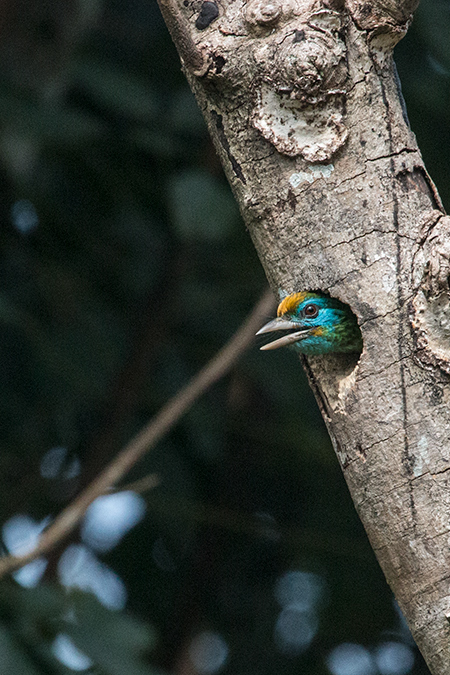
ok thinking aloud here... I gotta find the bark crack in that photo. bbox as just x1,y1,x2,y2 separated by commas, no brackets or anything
359,295,414,326
356,353,410,383
365,147,417,163
375,59,417,524
322,228,416,252
334,169,367,188
328,256,396,289
411,465,450,483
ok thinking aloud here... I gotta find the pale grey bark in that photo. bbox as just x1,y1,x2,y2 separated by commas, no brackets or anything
157,0,450,671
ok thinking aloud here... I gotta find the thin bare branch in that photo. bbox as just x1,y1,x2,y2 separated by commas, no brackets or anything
118,473,160,495
0,289,275,579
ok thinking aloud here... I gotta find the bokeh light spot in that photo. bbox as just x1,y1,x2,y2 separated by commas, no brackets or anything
58,544,127,610
374,642,415,675
12,558,47,588
2,514,49,555
52,633,93,671
81,491,146,553
274,607,318,655
274,570,326,611
326,643,377,675
40,446,80,480
10,199,39,234
189,631,229,674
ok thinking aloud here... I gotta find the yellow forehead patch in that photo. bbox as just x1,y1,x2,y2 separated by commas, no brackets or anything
277,292,307,317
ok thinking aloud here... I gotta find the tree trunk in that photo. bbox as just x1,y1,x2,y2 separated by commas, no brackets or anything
157,0,450,671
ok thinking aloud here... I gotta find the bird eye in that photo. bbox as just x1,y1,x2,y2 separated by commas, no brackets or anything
304,303,319,318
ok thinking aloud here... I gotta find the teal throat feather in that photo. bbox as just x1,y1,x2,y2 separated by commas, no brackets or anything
256,292,362,355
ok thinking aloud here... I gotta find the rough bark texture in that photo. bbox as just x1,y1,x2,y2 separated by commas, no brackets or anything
157,0,450,671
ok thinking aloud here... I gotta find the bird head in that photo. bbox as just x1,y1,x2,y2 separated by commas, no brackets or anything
256,292,362,355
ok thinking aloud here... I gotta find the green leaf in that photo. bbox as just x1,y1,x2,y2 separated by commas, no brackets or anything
0,625,41,675
65,593,159,675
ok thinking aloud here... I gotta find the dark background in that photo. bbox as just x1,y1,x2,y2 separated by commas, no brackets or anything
0,1,447,673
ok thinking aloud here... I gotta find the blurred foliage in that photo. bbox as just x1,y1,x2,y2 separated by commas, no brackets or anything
0,0,445,673
0,582,159,674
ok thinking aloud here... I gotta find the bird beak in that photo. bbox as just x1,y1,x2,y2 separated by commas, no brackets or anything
256,318,310,351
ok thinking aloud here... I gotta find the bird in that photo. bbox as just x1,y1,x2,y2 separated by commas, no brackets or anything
256,291,362,355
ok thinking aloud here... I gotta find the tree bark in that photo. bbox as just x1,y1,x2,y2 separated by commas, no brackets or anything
157,0,450,671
